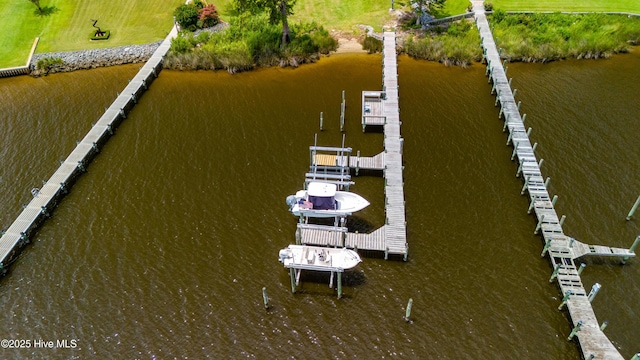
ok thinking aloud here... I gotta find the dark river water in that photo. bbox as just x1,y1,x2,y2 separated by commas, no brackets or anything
0,50,638,359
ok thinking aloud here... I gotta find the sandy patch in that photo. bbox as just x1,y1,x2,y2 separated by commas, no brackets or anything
335,37,366,54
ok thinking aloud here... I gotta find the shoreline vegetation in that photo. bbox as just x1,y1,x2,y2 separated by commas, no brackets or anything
399,9,640,67
164,13,337,73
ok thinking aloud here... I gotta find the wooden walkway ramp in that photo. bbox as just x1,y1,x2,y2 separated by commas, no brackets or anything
472,1,629,359
380,31,408,258
0,26,179,274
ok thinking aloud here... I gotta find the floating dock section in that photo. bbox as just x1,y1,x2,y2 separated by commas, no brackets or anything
472,1,634,358
0,27,179,275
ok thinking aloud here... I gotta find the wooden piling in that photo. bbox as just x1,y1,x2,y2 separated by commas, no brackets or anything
289,268,296,293
405,298,413,322
567,320,582,340
337,272,342,299
626,194,640,220
262,287,269,309
623,235,640,264
558,290,572,310
320,112,324,131
587,283,601,303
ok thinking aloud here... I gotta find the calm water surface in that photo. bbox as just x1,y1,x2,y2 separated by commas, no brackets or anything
0,51,638,358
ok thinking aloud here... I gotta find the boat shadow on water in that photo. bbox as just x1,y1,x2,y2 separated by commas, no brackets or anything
284,269,367,298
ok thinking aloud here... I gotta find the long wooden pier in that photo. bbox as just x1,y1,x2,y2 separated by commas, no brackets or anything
0,26,179,275
472,1,633,358
298,31,408,259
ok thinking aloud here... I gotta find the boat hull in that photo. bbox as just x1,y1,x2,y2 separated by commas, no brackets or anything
278,245,362,272
288,190,370,218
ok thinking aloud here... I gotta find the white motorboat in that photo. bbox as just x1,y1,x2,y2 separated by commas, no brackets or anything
278,244,362,272
286,182,370,218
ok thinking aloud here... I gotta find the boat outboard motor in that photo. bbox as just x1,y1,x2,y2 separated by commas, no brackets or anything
279,249,292,263
286,195,297,209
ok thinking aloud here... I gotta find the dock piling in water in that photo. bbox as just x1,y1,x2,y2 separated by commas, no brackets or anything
404,298,413,322
567,320,582,341
262,287,269,309
626,194,640,220
578,263,586,275
623,235,640,264
587,283,601,303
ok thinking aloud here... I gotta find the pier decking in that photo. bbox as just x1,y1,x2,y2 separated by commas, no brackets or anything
0,27,179,273
297,31,407,259
472,1,631,359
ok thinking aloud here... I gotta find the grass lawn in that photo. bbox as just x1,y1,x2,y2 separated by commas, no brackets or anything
212,0,394,32
0,0,183,68
490,0,640,13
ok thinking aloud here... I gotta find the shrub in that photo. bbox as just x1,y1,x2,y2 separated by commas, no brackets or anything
36,57,63,73
174,4,199,30
484,3,493,11
198,5,219,28
362,36,383,54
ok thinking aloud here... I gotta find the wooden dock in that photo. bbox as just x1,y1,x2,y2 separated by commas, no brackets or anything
472,1,629,358
0,26,179,275
297,31,408,260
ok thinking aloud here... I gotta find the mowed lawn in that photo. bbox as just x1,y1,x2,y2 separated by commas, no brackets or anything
211,0,394,32
0,0,183,68
491,0,640,13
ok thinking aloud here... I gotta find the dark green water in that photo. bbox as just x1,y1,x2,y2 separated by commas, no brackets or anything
0,51,638,358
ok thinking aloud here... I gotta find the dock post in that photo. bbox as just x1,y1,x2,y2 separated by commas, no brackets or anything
262,287,269,309
544,177,551,188
533,214,544,235
508,77,512,87
516,159,524,177
527,195,538,214
494,89,501,106
623,235,640,264
578,263,586,275
511,141,519,161
521,175,530,195
559,215,566,227
522,114,527,123
384,247,389,260
356,150,360,176
567,320,582,341
534,214,545,234
552,195,558,206
506,131,513,146
549,264,560,282
289,268,296,293
538,159,544,170
513,89,517,98
569,237,575,248
337,272,342,299
404,298,413,322
320,112,323,131
340,102,345,132
558,290,572,310
600,321,608,331
517,101,521,111
503,114,510,132
626,195,640,220
587,282,601,302
531,142,538,155
526,127,532,137
541,238,551,257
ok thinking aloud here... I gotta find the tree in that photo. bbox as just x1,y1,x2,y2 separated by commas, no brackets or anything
233,0,296,46
28,0,43,15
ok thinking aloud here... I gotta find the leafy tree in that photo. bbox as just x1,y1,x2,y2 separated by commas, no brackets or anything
28,0,43,15
233,0,296,46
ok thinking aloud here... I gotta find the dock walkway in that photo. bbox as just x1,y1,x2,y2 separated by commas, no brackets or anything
0,26,179,273
298,31,408,259
472,1,629,358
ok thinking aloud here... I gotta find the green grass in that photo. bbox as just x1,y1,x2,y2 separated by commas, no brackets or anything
440,0,472,17
212,0,394,33
0,0,183,68
490,0,640,13
491,11,640,61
